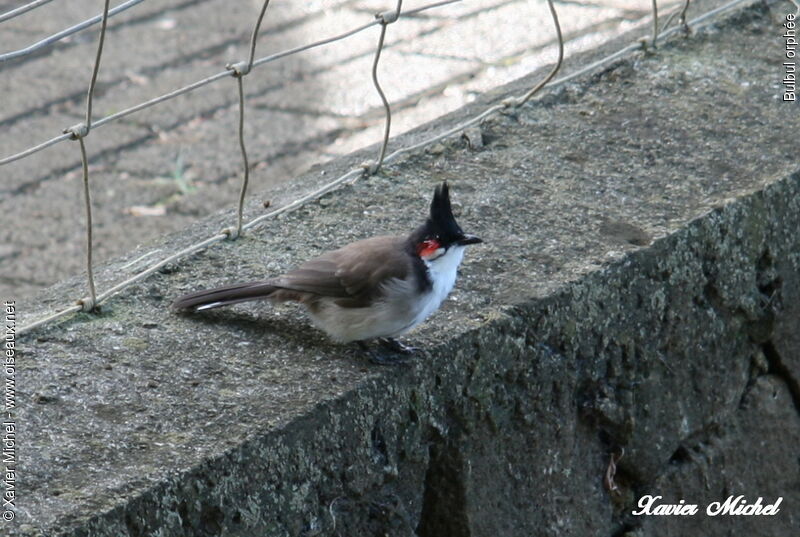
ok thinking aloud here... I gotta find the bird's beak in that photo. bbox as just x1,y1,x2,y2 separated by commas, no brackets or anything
456,234,483,246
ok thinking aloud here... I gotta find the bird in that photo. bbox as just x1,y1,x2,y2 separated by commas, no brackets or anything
173,181,482,362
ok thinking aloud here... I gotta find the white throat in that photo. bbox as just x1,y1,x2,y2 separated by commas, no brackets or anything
414,245,466,323
425,245,465,287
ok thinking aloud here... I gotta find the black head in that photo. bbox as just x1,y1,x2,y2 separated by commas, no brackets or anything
409,181,482,259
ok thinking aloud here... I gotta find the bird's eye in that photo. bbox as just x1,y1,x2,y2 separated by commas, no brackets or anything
417,239,441,258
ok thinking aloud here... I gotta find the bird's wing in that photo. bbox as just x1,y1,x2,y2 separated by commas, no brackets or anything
273,235,413,307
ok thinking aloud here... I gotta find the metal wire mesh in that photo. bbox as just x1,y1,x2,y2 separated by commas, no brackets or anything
0,0,58,24
0,0,145,62
3,0,759,335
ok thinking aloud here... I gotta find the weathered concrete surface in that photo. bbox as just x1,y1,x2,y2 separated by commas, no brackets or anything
635,376,800,536
12,1,800,536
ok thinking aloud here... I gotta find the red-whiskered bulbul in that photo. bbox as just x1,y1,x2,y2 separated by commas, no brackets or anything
173,181,482,361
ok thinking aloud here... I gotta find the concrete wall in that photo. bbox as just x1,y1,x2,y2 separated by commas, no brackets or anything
12,2,800,536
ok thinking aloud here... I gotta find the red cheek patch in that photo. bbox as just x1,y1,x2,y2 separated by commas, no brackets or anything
417,239,441,258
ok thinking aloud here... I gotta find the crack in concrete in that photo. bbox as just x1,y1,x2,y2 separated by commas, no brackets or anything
762,341,800,415
416,441,470,537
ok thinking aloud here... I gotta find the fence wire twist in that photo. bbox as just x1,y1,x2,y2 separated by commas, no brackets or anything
7,0,757,335
226,0,272,239
62,0,112,313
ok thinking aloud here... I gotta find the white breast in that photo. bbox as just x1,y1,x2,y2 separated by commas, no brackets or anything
411,245,465,327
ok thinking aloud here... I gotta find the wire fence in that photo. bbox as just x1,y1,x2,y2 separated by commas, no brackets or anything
4,0,758,335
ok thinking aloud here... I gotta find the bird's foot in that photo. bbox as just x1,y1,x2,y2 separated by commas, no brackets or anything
379,337,419,354
357,340,412,366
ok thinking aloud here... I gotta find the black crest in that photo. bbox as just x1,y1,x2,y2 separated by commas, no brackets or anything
428,181,464,241
407,181,481,257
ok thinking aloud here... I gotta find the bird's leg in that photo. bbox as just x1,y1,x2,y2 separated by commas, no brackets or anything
379,337,419,354
357,340,410,366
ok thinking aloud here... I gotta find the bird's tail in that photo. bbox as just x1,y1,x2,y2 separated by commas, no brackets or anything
172,281,279,311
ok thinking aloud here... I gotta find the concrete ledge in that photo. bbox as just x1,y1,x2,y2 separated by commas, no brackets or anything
15,2,800,535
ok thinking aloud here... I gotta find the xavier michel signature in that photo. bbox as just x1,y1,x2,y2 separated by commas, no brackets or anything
632,495,783,517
